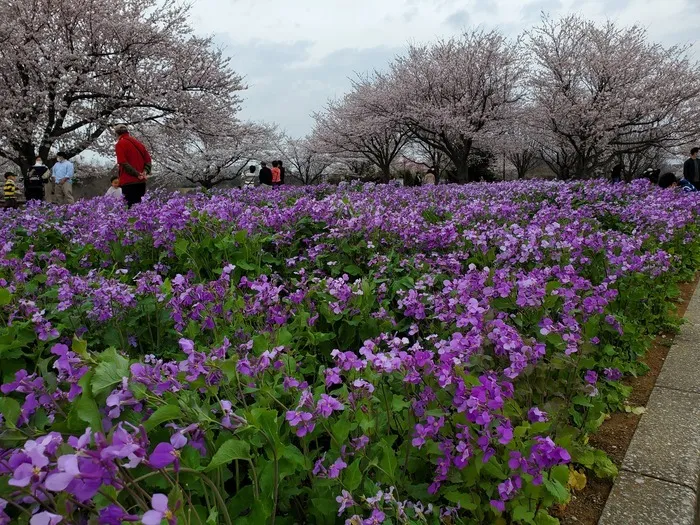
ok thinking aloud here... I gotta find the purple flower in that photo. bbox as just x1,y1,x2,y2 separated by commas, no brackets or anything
585,370,598,384
30,513,63,525
528,407,549,423
604,367,622,381
316,394,344,418
490,499,505,513
328,458,347,479
285,410,315,437
149,438,184,470
363,509,386,525
98,505,139,525
336,489,355,515
496,421,514,445
142,494,176,525
45,454,80,491
351,435,369,450
0,499,9,525
101,423,146,468
219,400,247,430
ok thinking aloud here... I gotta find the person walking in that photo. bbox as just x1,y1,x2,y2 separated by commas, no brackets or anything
25,157,50,201
683,148,700,186
48,152,75,205
114,124,151,208
259,162,272,186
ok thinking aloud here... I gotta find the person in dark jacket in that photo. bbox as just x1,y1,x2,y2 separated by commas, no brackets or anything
641,168,660,184
611,163,623,183
683,147,700,186
259,162,272,186
25,157,50,201
659,172,696,192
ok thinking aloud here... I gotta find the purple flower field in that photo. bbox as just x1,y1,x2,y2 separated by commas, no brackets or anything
0,180,698,525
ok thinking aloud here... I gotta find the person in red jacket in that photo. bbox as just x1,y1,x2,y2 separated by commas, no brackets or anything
114,124,152,208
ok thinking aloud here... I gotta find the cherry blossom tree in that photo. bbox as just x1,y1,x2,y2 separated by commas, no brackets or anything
277,137,333,185
145,122,278,189
527,15,700,179
502,115,541,179
402,140,451,183
370,30,526,182
0,0,244,175
312,82,409,182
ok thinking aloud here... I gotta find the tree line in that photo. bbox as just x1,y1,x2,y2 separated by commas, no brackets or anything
1,1,697,186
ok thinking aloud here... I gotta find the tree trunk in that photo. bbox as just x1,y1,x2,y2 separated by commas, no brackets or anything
379,165,392,184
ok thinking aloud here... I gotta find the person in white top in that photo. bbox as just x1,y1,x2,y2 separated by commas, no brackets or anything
105,176,123,199
423,167,437,185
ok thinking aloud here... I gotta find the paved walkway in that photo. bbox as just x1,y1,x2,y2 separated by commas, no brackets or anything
599,285,700,524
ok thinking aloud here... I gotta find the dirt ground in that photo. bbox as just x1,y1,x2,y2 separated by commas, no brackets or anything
555,276,699,525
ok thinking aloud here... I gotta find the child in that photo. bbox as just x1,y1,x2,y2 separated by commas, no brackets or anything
105,176,123,199
4,172,17,208
271,161,281,186
659,172,696,192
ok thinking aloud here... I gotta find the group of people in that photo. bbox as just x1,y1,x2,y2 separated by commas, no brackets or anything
250,160,286,186
3,124,152,209
612,147,700,193
3,153,76,208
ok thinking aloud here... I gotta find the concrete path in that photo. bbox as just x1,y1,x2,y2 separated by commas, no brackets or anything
599,286,700,525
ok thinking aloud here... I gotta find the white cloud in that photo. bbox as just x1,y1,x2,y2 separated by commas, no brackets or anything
192,0,699,134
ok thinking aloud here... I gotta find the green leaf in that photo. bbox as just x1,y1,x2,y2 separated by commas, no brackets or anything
0,397,20,427
378,440,398,483
92,348,129,395
444,491,478,511
282,445,308,469
391,395,410,412
344,459,363,491
0,288,11,306
277,328,293,347
234,230,248,244
343,264,362,276
174,238,189,256
206,439,251,471
543,476,569,503
72,336,88,359
73,393,102,431
250,408,280,446
512,505,535,523
310,497,337,523
331,418,353,444
534,511,560,525
144,404,182,432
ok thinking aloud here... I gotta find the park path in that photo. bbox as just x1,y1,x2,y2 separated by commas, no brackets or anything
599,285,700,524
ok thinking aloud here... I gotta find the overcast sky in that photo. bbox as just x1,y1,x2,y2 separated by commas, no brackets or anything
189,0,700,137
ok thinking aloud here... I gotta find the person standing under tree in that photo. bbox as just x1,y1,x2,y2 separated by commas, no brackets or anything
4,172,18,208
259,162,272,186
271,161,281,186
423,167,436,185
25,157,50,201
611,163,623,183
48,152,75,205
114,124,151,208
278,160,286,185
683,147,700,186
